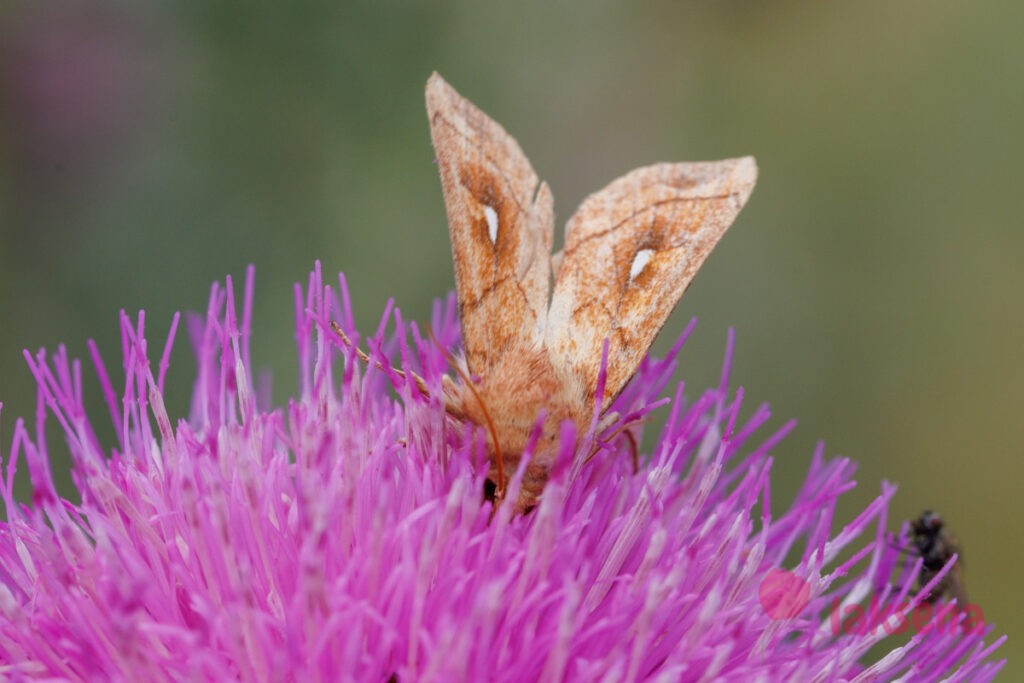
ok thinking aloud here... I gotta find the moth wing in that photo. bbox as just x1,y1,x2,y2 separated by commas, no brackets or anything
426,73,553,376
546,158,757,399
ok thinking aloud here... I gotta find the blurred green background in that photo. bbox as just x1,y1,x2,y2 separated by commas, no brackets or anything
1,0,1020,674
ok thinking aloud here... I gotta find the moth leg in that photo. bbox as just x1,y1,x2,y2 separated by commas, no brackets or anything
596,410,621,433
622,430,639,474
586,411,641,473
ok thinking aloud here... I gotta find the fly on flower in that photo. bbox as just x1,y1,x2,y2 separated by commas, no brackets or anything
909,510,969,605
336,73,756,512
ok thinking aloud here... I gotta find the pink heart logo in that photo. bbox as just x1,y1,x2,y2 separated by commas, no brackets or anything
759,568,810,620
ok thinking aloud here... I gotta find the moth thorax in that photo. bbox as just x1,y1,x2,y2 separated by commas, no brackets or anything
459,345,587,483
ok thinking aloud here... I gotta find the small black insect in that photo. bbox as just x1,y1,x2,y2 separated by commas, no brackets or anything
909,510,967,605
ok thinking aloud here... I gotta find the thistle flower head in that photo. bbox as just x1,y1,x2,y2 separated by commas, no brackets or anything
0,265,1005,680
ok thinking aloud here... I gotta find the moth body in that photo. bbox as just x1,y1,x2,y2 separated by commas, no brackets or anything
447,342,590,510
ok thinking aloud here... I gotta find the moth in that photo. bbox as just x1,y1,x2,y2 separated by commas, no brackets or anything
336,73,757,513
424,72,759,513
909,510,968,605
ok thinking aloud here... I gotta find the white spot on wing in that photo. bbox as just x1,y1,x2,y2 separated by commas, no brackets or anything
483,205,499,244
629,248,655,282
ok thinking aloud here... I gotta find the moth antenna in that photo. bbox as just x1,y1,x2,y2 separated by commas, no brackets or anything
425,324,506,497
329,320,430,398
330,320,372,364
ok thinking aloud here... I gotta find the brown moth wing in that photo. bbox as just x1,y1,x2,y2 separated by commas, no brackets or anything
546,158,757,400
426,73,554,376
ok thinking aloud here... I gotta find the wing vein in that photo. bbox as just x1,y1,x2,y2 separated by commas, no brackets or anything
563,191,739,255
